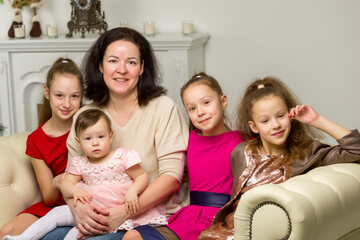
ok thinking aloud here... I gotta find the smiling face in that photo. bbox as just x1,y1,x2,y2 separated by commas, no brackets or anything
100,40,144,100
248,94,291,155
76,117,113,163
45,73,82,122
182,83,228,136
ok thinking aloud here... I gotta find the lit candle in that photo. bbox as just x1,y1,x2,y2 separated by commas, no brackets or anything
47,24,58,38
182,20,194,35
14,25,25,39
144,21,155,36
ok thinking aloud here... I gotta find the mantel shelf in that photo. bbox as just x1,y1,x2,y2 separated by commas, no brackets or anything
0,32,210,136
0,32,210,52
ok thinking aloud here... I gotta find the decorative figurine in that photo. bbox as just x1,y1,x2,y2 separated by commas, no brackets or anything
66,0,107,38
7,0,43,38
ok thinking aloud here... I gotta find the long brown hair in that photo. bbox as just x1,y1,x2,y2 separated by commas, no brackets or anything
82,27,166,107
38,57,84,126
237,76,316,163
180,72,231,132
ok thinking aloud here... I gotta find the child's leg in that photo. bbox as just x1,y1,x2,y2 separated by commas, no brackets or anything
63,226,80,240
0,213,39,238
2,205,75,240
123,230,144,240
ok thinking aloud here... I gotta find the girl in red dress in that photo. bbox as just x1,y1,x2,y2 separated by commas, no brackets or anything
0,57,84,238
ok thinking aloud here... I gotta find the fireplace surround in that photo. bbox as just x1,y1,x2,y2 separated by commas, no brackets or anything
0,32,209,136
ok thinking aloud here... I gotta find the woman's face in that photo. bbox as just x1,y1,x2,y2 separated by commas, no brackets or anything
100,40,144,99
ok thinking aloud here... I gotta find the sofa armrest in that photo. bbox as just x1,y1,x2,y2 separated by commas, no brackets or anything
0,131,42,228
234,163,360,240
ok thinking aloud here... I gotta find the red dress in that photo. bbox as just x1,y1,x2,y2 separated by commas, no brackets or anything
20,125,68,217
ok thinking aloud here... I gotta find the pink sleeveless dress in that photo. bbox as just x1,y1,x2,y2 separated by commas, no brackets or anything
167,130,245,240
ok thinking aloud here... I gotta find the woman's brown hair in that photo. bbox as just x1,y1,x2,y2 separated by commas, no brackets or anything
82,27,166,107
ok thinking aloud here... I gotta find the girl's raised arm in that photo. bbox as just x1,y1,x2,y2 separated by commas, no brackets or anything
289,104,351,140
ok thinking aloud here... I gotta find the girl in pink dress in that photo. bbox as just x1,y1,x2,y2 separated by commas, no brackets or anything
123,72,246,240
197,77,360,240
4,109,167,240
0,57,83,239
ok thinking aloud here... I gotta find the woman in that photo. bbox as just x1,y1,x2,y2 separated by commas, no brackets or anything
43,27,189,239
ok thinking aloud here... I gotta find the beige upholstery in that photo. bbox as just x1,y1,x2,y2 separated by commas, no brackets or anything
0,132,42,228
234,163,360,240
2,132,360,240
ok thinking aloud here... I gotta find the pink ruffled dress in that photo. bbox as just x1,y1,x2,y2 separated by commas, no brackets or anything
67,148,167,230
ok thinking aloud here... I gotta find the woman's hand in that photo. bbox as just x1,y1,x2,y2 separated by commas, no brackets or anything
107,204,130,232
75,204,129,239
70,201,110,237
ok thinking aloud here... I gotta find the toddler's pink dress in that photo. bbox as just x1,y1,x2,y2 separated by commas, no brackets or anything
67,148,167,230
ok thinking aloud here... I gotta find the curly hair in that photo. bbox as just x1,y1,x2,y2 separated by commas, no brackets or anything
236,76,317,163
82,27,166,107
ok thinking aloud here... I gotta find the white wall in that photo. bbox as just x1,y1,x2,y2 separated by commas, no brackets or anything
1,0,359,144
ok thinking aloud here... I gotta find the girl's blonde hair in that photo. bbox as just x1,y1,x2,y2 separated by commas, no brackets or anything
180,72,231,132
237,76,317,163
38,57,84,126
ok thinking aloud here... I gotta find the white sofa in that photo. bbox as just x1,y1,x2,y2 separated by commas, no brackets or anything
234,163,360,240
1,132,360,239
0,131,42,228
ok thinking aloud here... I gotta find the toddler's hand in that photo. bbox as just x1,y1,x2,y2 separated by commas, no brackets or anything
124,189,139,214
74,189,92,207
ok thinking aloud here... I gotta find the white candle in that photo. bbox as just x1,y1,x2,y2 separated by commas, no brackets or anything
120,22,132,28
144,21,155,36
47,24,58,38
182,21,194,35
14,25,25,39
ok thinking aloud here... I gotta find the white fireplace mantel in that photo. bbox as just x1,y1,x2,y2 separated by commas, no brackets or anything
0,33,210,136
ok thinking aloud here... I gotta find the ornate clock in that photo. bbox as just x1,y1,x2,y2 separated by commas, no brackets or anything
66,0,108,38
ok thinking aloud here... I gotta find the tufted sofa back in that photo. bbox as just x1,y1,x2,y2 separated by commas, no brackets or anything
234,163,360,240
0,131,42,228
